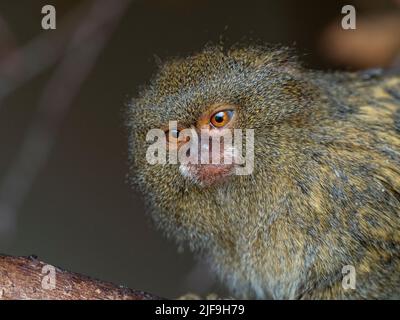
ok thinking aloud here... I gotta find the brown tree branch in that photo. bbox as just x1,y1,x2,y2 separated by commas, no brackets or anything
0,254,161,300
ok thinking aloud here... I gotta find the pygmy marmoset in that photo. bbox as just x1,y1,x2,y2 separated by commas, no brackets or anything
126,46,400,299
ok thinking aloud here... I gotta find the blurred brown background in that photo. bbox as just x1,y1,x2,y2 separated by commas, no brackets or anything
0,0,399,298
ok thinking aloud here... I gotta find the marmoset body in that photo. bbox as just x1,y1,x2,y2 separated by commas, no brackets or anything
127,46,400,299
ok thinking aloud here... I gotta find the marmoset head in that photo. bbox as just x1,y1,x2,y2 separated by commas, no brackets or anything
126,45,318,248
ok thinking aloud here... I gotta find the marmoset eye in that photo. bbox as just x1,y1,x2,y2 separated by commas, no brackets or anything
210,110,234,128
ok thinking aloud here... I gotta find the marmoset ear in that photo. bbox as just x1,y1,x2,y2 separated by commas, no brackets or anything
228,45,319,98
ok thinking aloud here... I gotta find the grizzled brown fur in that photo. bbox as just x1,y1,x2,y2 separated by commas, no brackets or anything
126,46,400,299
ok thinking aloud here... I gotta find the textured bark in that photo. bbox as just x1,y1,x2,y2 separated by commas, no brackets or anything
0,254,161,300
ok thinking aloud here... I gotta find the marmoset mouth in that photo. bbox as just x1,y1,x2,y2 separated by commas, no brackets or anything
179,163,236,186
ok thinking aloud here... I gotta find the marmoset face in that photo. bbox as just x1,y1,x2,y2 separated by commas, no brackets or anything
144,103,255,186
127,46,312,191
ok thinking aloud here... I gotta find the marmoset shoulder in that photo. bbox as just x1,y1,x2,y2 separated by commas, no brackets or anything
126,45,400,299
